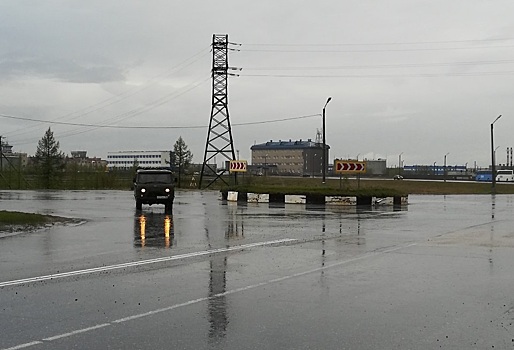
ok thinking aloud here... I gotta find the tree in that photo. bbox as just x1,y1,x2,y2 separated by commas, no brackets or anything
173,136,193,187
35,127,65,188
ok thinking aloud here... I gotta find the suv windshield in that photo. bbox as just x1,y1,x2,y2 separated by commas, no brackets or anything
137,173,173,184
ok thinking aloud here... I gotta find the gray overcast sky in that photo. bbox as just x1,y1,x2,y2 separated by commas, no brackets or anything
1,0,514,168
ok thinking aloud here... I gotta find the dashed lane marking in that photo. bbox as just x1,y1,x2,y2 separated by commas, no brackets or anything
0,238,297,288
1,242,416,350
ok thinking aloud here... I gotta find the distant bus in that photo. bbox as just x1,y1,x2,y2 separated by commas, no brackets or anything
496,169,514,182
475,170,492,182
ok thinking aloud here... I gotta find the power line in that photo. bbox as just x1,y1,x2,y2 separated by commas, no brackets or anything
242,37,514,47
0,113,204,130
59,47,210,122
244,59,514,71
241,44,514,53
241,71,514,78
4,47,211,138
4,75,211,144
1,113,320,132
233,114,320,126
54,76,211,139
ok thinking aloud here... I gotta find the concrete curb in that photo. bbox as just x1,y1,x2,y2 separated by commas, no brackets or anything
221,191,408,206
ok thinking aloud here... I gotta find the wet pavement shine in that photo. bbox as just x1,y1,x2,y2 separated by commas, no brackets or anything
1,190,514,349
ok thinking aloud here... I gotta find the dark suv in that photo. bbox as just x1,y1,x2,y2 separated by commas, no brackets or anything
133,169,175,213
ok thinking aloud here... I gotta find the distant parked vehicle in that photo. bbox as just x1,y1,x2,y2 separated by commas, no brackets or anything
496,169,514,182
393,175,404,180
475,170,492,182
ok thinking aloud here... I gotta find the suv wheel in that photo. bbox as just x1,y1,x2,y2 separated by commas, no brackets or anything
136,199,142,210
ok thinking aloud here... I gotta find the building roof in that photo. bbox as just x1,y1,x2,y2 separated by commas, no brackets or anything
251,139,330,150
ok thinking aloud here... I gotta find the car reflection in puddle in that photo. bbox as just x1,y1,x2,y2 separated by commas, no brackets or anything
134,212,175,248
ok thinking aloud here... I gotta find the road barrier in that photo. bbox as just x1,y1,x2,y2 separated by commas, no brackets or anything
221,191,407,206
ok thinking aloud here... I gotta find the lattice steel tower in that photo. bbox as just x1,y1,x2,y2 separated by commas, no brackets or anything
199,34,237,188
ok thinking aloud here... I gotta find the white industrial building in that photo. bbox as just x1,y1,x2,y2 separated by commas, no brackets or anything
107,150,172,170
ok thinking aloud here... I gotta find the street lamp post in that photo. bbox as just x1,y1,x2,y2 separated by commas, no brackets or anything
322,97,332,184
491,115,502,193
444,152,449,182
398,152,403,176
0,135,3,173
494,145,500,174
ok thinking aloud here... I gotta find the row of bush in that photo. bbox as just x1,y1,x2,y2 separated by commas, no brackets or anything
0,169,132,190
0,169,209,190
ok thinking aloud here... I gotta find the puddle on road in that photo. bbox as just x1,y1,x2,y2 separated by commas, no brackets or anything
429,224,514,248
134,212,174,248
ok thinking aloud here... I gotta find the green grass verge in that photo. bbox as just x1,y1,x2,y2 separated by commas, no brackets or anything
224,176,514,195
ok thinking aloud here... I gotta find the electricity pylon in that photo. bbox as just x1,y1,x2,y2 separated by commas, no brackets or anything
199,34,240,189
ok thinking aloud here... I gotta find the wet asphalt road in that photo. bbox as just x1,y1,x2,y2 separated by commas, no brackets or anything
1,190,514,349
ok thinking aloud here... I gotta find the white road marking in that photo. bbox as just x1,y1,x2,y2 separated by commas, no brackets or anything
42,324,111,341
0,238,297,288
0,242,416,350
3,342,43,350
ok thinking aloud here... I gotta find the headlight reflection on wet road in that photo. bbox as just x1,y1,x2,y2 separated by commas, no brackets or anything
137,214,173,248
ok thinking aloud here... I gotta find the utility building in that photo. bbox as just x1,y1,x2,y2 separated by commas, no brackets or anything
250,139,329,176
68,151,106,169
0,141,28,170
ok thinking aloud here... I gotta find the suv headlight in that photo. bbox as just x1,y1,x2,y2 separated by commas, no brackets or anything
140,188,146,193
165,188,170,193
